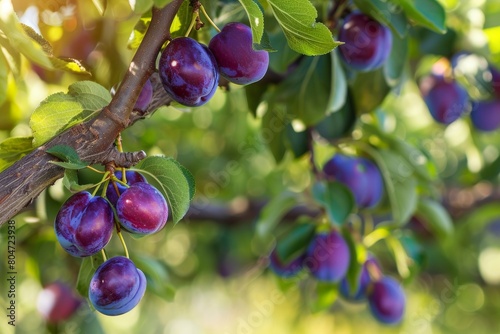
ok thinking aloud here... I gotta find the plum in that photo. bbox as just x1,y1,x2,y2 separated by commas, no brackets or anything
323,154,384,209
159,37,219,106
134,78,153,112
116,182,169,235
338,12,393,72
36,281,82,323
367,276,406,325
55,192,114,257
209,22,269,85
470,100,500,132
304,230,350,282
106,170,147,206
420,75,469,124
269,248,305,278
88,256,147,316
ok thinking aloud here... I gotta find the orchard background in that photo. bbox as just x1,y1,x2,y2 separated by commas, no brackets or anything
1,0,500,333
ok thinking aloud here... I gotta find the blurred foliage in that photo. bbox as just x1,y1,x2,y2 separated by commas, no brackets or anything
1,0,500,333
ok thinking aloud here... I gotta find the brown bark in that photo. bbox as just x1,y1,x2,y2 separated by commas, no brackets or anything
0,0,183,224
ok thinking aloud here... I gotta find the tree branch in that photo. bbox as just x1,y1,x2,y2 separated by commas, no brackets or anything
0,0,185,224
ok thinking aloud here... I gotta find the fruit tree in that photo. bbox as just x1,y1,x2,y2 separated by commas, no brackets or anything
1,0,500,333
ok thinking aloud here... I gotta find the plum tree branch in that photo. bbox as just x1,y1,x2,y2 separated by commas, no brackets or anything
0,0,185,225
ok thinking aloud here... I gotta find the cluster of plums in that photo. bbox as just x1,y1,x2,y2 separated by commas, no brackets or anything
54,170,168,315
269,229,406,325
419,54,500,130
270,153,405,324
158,22,269,107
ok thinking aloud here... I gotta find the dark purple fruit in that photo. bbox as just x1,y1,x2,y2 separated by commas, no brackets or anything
134,78,153,112
338,12,393,72
116,182,169,235
323,154,384,209
304,230,350,282
420,75,469,124
470,100,500,132
159,37,219,106
106,170,147,206
36,281,82,323
55,192,114,257
209,22,269,85
88,256,147,316
367,276,406,325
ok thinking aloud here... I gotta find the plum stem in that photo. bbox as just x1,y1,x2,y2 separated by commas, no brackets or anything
185,8,199,37
200,5,221,33
116,229,130,259
101,249,108,262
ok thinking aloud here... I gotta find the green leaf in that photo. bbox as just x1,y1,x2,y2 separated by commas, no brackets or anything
353,0,409,38
256,191,299,239
128,12,151,49
261,103,288,163
314,90,355,141
169,0,191,39
76,253,105,299
268,31,300,73
275,222,316,263
416,198,453,239
341,228,366,296
134,156,194,224
350,67,391,114
46,144,83,164
239,0,264,45
285,124,308,159
0,136,33,172
393,0,446,34
271,53,333,126
374,149,418,225
310,282,338,312
30,81,112,146
63,169,96,193
387,136,437,182
328,50,347,113
0,1,52,68
313,181,355,226
384,31,408,87
266,0,340,56
133,254,175,301
21,24,89,74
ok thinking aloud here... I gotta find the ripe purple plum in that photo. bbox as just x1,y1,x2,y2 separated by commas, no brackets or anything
340,256,380,302
116,182,169,235
367,276,406,325
338,12,393,72
159,37,219,106
36,282,82,323
304,230,350,282
106,170,147,206
134,78,153,112
269,248,305,278
55,192,114,257
323,154,384,209
470,100,500,132
88,256,147,316
420,75,469,124
209,22,269,85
